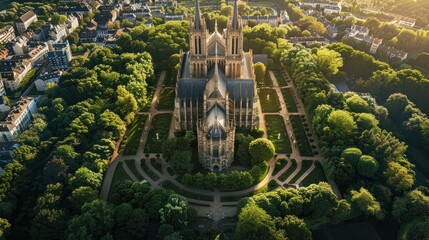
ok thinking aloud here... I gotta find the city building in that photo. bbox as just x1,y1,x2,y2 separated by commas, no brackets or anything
0,25,15,44
399,17,416,28
34,71,61,91
280,11,290,24
379,45,408,61
165,14,185,22
47,41,72,70
301,0,342,14
326,24,338,38
0,80,6,97
16,11,38,35
57,3,93,15
241,15,278,27
0,57,32,91
174,0,260,171
66,14,80,35
369,38,383,54
0,97,38,142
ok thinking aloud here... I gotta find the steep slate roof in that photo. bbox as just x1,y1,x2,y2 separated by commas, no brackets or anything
194,0,202,29
232,0,239,29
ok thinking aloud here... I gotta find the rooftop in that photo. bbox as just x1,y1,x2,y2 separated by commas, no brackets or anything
19,11,36,23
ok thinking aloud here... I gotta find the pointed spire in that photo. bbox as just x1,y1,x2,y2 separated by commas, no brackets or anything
214,19,218,32
232,0,239,30
194,0,202,30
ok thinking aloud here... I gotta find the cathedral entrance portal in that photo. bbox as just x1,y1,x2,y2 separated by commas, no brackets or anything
212,164,221,172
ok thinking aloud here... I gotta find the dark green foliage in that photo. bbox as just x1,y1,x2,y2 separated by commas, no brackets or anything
249,138,276,165
356,155,379,177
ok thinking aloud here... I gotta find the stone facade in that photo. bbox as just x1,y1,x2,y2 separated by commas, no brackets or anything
174,0,259,171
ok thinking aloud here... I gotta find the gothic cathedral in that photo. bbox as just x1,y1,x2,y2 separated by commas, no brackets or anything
174,0,260,171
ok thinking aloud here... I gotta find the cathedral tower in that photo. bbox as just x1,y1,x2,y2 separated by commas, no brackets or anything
189,0,208,78
225,0,243,78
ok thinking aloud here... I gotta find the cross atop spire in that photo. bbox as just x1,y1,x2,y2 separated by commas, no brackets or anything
232,0,239,30
194,0,202,30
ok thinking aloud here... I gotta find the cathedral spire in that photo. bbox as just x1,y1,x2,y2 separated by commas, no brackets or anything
194,0,202,30
232,0,239,30
214,19,218,32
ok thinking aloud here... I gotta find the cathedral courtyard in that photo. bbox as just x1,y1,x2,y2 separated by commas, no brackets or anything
100,64,331,222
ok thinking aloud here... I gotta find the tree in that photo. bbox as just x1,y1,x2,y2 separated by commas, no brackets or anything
66,200,114,239
51,13,67,25
327,110,356,134
170,151,193,175
277,215,311,240
68,186,99,211
313,48,343,76
13,145,38,163
43,157,69,185
0,218,10,239
253,62,266,84
392,187,429,223
68,167,103,190
341,148,362,166
364,18,381,33
384,161,414,193
356,113,379,130
249,138,275,165
30,208,68,240
385,93,409,122
236,133,255,166
346,95,370,113
396,29,417,51
53,145,81,172
356,155,379,177
235,204,284,240
159,194,188,228
351,187,384,220
99,109,126,139
115,85,138,125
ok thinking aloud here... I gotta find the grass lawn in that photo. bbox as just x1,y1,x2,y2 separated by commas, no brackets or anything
272,69,288,87
156,88,175,110
140,158,160,181
259,89,281,113
108,162,133,201
121,115,147,155
290,160,313,183
257,71,273,87
265,115,292,153
281,88,298,113
124,159,144,181
161,180,214,201
163,69,177,87
299,161,327,186
150,158,163,173
167,167,176,176
278,161,297,182
144,113,172,153
273,158,288,176
290,115,314,157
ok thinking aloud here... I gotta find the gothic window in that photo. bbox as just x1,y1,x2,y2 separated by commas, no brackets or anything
194,38,198,55
231,37,235,55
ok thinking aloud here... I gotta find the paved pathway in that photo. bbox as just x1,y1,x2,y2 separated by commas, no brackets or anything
100,67,341,220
